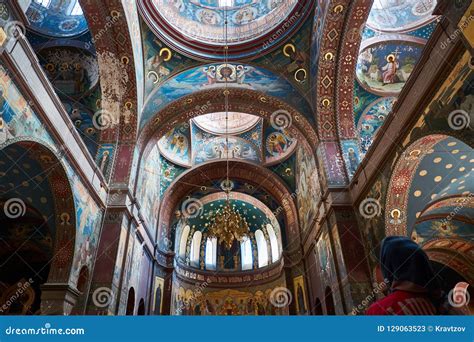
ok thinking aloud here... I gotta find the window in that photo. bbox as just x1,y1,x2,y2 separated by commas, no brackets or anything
34,0,51,7
178,225,190,259
70,2,83,16
255,230,268,268
190,231,202,267
241,238,253,270
218,0,233,7
266,224,280,263
205,237,217,270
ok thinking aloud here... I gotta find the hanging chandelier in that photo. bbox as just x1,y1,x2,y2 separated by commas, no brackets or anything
207,193,250,250
206,6,249,250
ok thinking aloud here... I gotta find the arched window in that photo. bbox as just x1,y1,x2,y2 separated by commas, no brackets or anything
126,287,135,315
178,225,190,259
205,237,217,270
190,231,202,267
325,286,336,315
266,224,279,263
241,238,253,270
255,230,268,268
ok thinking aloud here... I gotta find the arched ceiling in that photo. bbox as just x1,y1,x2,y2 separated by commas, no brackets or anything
386,135,474,238
180,192,280,235
138,0,313,60
354,0,438,160
141,63,314,132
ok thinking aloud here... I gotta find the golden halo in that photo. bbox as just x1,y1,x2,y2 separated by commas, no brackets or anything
386,54,396,62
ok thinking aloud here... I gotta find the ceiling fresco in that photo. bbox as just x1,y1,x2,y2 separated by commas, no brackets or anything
26,0,89,37
157,114,297,168
353,0,438,161
404,137,473,236
141,63,314,132
138,0,312,59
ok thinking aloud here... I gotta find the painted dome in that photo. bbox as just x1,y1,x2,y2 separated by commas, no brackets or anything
26,0,89,37
138,0,312,59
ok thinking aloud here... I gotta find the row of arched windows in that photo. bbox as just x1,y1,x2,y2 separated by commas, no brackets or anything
176,224,281,271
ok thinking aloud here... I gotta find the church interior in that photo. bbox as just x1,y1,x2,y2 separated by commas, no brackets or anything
0,0,472,316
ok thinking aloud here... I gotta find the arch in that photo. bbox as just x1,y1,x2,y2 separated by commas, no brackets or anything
385,134,472,236
314,298,323,315
137,299,146,315
324,286,335,315
255,230,269,268
190,231,202,267
422,238,474,284
137,88,319,161
126,287,136,315
0,140,76,286
157,160,300,267
178,225,190,259
76,266,89,293
79,0,140,185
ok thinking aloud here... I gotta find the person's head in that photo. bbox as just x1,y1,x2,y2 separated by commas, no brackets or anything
378,236,440,292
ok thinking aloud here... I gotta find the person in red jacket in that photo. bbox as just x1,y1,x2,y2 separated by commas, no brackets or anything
367,236,445,315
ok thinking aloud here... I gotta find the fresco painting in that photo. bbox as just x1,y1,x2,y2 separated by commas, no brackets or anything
158,123,191,167
296,145,321,233
356,41,424,96
153,277,165,315
341,140,360,179
264,125,297,165
0,62,103,287
357,97,396,157
136,145,161,235
141,63,313,130
172,279,289,316
191,122,261,164
293,275,308,315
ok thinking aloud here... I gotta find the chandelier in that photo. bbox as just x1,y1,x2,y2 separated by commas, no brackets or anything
207,193,250,250
206,8,249,250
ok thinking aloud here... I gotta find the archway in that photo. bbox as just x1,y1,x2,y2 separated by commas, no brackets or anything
313,298,323,315
126,287,136,315
324,287,335,315
0,140,77,314
157,160,301,259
